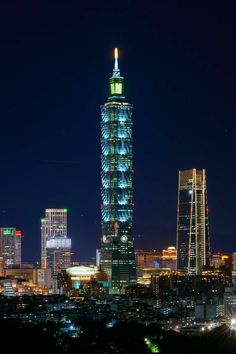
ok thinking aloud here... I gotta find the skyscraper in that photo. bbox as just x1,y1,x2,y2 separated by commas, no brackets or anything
100,48,136,294
176,169,210,274
0,228,22,268
41,209,71,273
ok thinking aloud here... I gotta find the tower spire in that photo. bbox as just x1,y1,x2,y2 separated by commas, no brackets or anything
112,47,120,77
114,48,119,70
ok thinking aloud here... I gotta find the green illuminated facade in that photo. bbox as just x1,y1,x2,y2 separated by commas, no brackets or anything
100,49,136,294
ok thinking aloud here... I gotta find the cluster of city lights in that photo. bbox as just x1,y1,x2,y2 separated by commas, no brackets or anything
230,318,236,331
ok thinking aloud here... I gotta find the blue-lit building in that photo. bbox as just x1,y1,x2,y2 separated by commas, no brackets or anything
100,49,136,294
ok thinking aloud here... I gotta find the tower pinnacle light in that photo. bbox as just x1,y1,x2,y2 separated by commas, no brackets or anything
114,47,119,70
112,47,121,79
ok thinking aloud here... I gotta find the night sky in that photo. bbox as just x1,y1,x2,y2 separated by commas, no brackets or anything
0,1,235,263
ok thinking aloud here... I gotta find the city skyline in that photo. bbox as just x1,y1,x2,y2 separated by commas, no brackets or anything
0,2,235,263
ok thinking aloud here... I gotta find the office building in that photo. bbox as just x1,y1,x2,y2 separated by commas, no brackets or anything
162,246,177,271
224,287,236,316
0,228,22,268
100,48,136,294
41,209,71,273
152,270,230,298
211,253,226,269
176,169,210,274
232,253,236,286
135,249,162,269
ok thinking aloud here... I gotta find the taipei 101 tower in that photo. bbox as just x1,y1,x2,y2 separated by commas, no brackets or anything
100,48,136,294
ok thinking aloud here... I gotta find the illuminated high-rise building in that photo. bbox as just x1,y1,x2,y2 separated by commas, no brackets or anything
100,48,136,294
0,228,22,268
41,209,71,273
176,169,210,274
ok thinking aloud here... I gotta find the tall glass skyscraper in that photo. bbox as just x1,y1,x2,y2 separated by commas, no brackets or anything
100,48,136,294
41,209,71,273
176,169,210,274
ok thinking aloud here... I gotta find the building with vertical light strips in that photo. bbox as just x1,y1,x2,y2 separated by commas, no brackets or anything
100,49,136,294
41,209,71,273
176,169,210,274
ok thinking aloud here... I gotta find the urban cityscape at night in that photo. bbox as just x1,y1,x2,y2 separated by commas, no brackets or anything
0,1,236,353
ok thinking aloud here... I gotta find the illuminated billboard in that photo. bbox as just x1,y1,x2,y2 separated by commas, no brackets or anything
2,228,15,236
46,237,71,249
